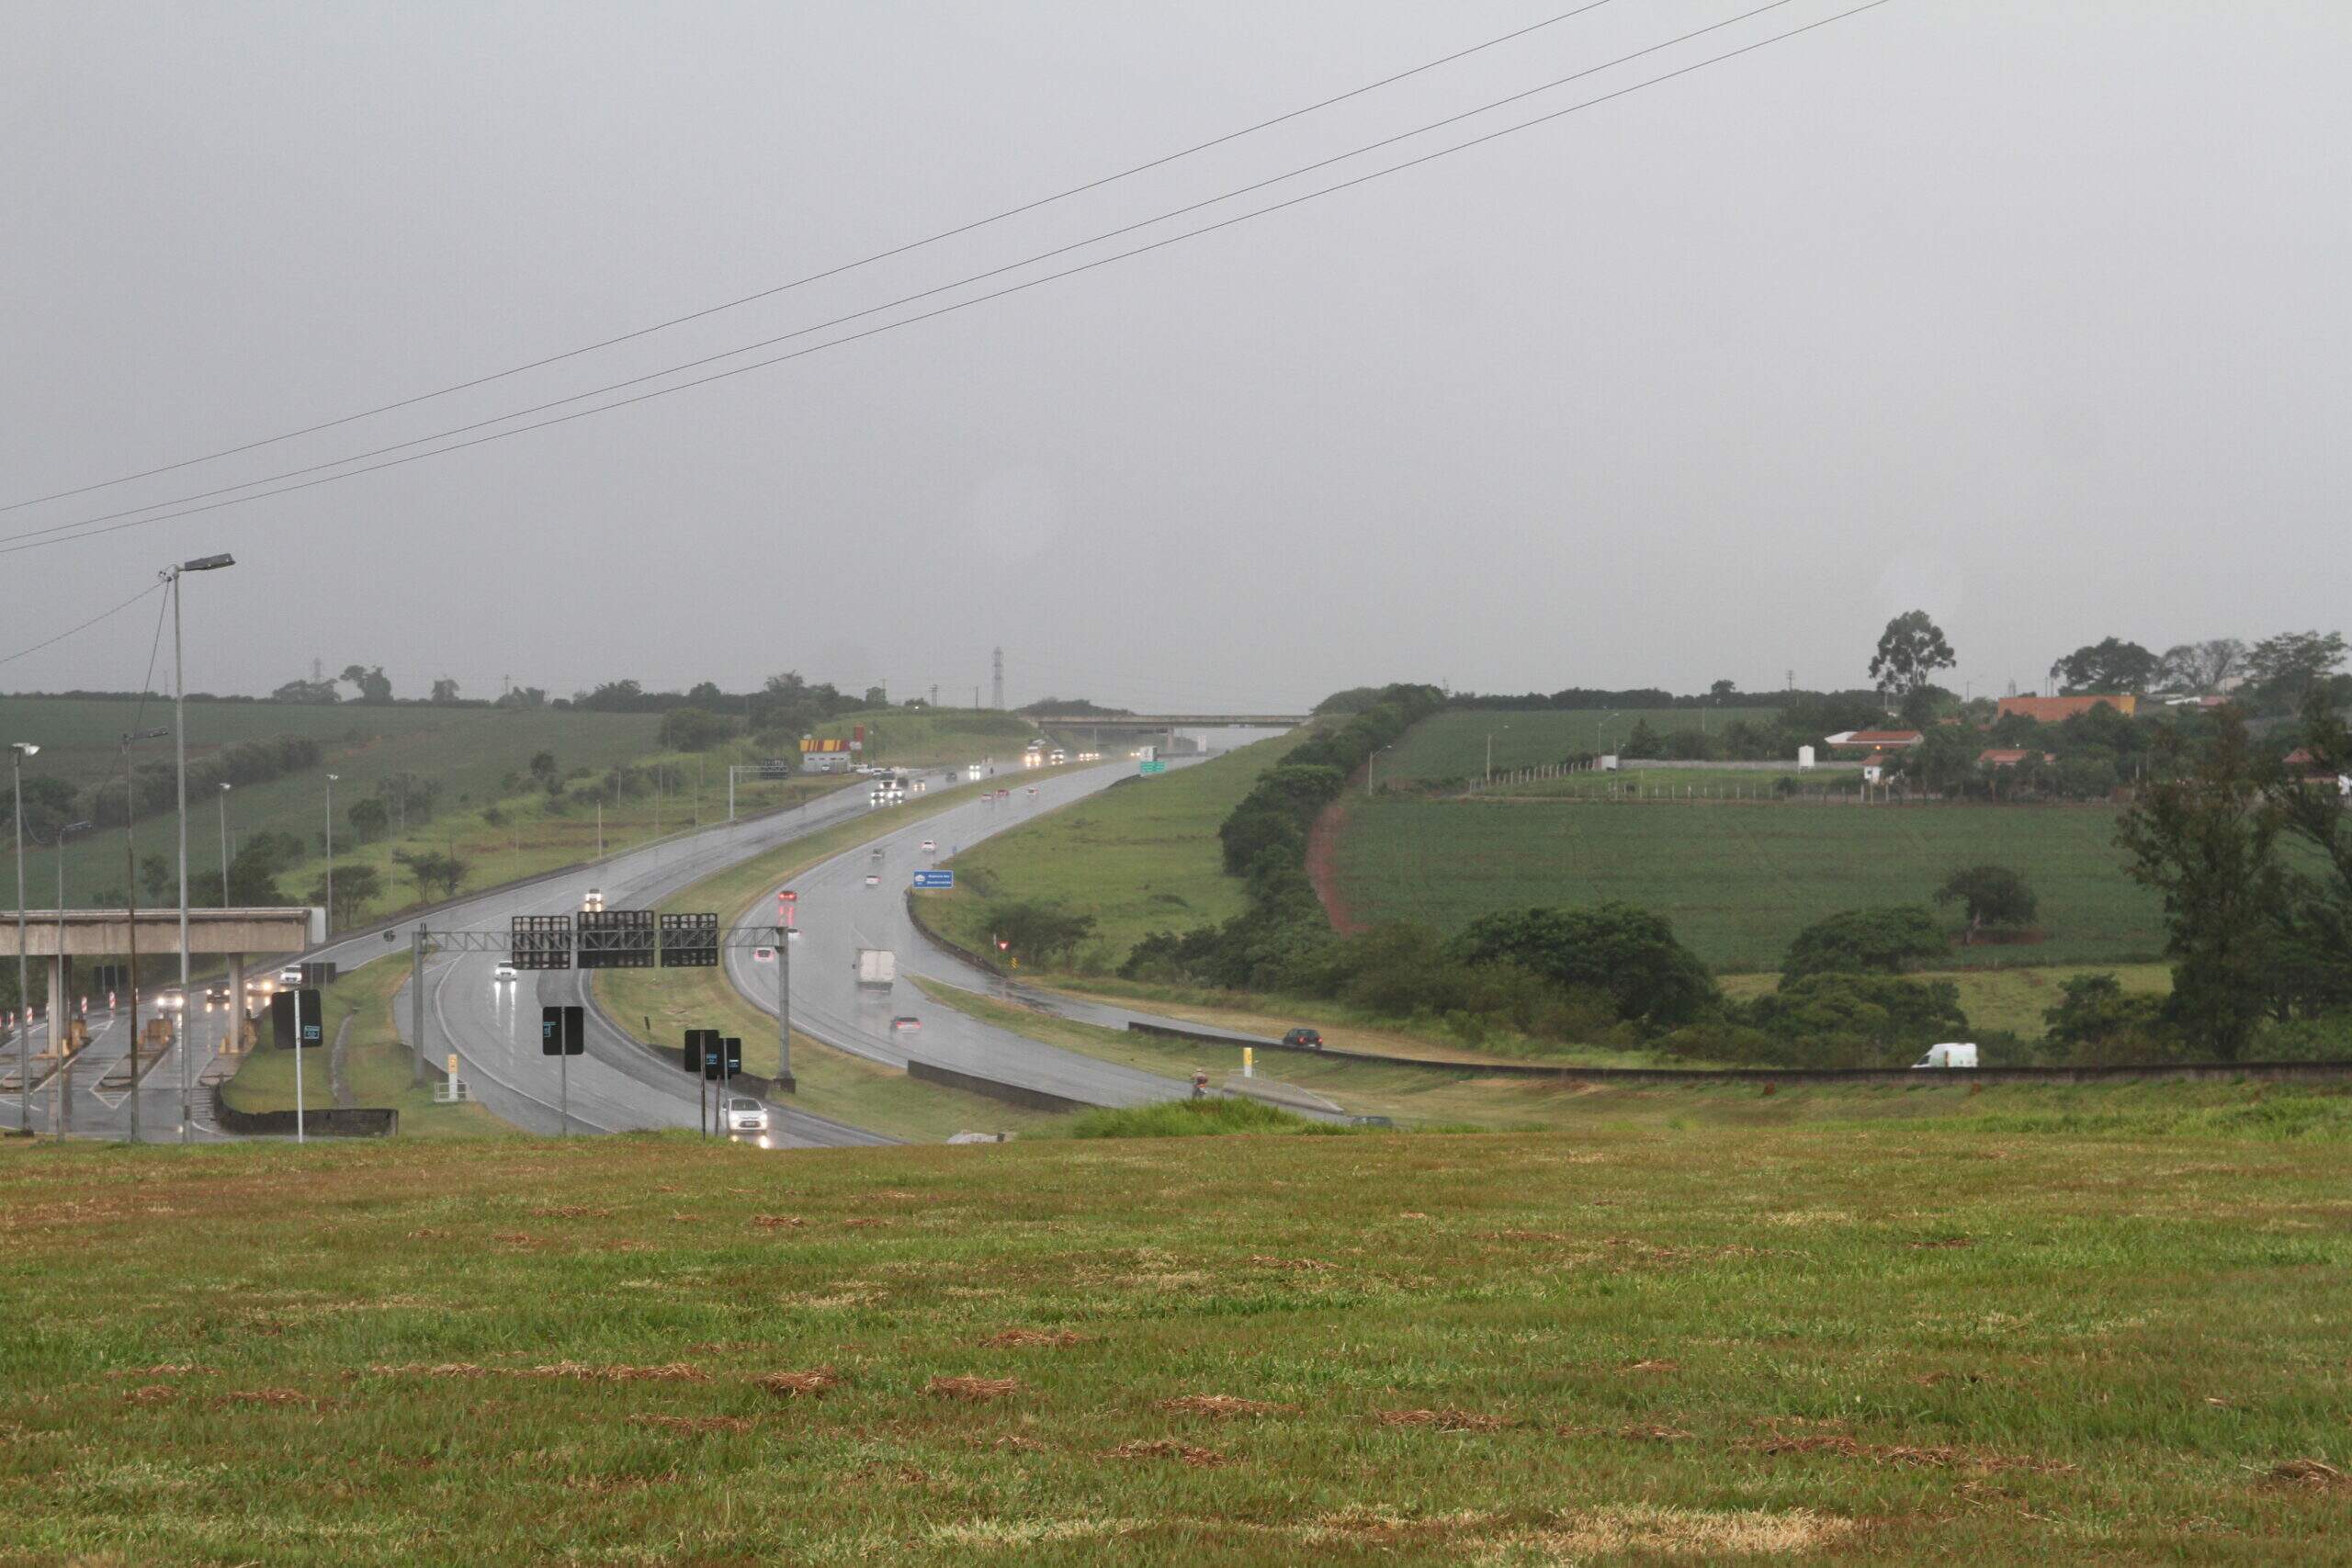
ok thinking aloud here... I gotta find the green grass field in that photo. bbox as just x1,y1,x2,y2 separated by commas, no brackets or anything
1384,708,1782,782
1487,763,1863,799
924,737,1295,974
4,1094,2347,1562
1335,798,2163,973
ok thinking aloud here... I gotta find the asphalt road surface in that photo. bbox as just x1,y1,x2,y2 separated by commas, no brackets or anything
720,755,1283,1111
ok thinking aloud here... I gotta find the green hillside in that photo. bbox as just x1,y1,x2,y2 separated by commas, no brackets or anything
805,707,1038,767
1334,797,2163,973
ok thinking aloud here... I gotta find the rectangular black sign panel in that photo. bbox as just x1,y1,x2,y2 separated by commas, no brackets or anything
541,1004,585,1056
269,988,325,1048
683,1028,719,1076
578,909,655,970
511,914,573,971
658,912,719,968
300,960,338,987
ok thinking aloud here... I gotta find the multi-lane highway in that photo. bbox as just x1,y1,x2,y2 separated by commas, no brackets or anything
719,753,1281,1110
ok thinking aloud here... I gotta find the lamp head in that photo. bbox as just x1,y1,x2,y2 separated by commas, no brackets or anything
180,552,236,572
7,742,36,758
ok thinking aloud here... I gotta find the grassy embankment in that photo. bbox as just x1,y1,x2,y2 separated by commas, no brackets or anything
219,960,503,1135
1336,795,2165,974
592,768,1103,1142
4,1103,2348,1562
923,735,1295,971
1380,707,1783,782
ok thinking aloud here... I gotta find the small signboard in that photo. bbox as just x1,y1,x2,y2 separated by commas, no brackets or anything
1138,760,1167,775
911,870,955,889
540,1004,585,1056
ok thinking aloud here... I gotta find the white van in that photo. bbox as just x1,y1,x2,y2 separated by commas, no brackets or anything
1912,1043,1979,1069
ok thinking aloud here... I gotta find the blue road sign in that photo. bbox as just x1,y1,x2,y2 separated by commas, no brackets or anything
911,870,955,889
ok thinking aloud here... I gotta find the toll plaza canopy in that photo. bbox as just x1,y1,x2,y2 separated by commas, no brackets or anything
0,908,322,957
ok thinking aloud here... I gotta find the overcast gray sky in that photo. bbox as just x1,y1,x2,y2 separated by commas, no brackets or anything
6,1,2346,711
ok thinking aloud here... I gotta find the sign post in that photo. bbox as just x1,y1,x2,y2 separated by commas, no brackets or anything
541,1005,584,1134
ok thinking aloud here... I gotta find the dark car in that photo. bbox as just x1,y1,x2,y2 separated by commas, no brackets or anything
1281,1027,1324,1050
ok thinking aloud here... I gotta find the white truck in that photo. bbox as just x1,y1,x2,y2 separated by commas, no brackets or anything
854,948,896,987
1911,1042,1979,1069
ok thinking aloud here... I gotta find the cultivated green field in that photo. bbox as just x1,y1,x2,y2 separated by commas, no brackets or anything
925,736,1295,973
4,1098,2347,1563
1334,798,2163,972
1383,707,1782,782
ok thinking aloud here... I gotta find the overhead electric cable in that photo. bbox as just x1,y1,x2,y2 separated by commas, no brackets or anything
7,0,1804,549
2,0,1631,515
0,0,1894,561
0,581,167,669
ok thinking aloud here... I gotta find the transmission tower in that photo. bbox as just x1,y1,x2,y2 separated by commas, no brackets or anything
991,647,1004,710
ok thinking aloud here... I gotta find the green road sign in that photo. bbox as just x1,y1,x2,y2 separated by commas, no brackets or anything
1138,761,1167,775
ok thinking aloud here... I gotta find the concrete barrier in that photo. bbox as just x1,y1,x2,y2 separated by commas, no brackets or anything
908,1058,1093,1114
903,890,1010,977
1123,1021,2352,1086
209,1083,398,1136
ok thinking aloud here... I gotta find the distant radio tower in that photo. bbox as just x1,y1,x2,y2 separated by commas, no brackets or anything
991,647,1004,710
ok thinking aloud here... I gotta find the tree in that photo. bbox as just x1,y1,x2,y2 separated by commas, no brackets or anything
1741,973,1970,1067
2157,638,2245,694
306,863,383,927
138,853,174,903
1448,903,1714,1027
2041,974,2170,1061
393,850,468,903
1709,679,1737,701
527,751,560,794
345,797,390,841
657,707,737,751
2245,630,2347,701
1621,719,1662,758
2262,689,2352,1014
685,681,725,705
2117,713,2286,1058
1869,611,1956,706
340,664,392,704
1781,907,1947,978
429,677,460,705
991,901,1097,967
2048,637,2159,695
271,678,340,704
1935,865,2038,942
863,686,888,707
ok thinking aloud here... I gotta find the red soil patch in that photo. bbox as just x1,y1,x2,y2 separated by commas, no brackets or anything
1305,797,1362,935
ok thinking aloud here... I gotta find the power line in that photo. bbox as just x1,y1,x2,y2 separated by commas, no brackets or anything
4,0,1815,551
0,581,167,669
0,0,1895,561
1,1,1631,516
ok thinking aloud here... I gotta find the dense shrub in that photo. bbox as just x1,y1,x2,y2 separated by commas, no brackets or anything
1447,903,1715,1027
1781,906,1949,978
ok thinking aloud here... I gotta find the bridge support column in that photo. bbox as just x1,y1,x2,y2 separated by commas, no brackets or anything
227,955,246,1051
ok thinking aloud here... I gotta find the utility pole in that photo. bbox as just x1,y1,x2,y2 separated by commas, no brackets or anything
7,743,35,1136
991,647,1004,711
217,784,232,907
411,927,428,1087
324,774,338,936
775,925,793,1092
164,553,234,1143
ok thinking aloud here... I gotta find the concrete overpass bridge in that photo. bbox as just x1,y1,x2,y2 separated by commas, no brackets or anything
2,906,322,1020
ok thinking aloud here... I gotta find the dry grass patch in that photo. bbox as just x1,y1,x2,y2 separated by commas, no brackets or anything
119,1384,178,1407
104,1363,216,1380
1558,1421,1694,1443
1374,1407,1508,1433
2267,1459,2348,1490
520,1362,707,1384
753,1368,841,1398
1494,1504,1858,1560
752,1213,806,1230
1158,1393,1291,1419
367,1363,490,1379
212,1389,330,1410
628,1415,753,1436
1623,1358,1681,1374
981,1327,1089,1349
928,1375,1021,1402
1102,1438,1225,1466
1755,1432,2075,1475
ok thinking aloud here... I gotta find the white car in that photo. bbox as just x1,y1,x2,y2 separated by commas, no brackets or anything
920,840,935,853
752,947,775,964
865,873,880,886
278,965,303,987
725,1095,772,1143
492,962,518,983
582,887,605,913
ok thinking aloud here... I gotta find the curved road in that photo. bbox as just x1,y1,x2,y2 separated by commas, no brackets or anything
721,750,1291,1111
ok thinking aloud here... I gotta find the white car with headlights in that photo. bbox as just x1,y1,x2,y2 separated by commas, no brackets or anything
492,962,518,983
725,1095,772,1142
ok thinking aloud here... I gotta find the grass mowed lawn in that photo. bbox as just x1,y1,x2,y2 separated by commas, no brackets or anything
3,1097,2347,1562
1336,798,2164,973
1384,707,1781,782
925,736,1295,972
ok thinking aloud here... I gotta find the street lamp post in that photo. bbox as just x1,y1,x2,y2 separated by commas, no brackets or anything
1368,743,1393,796
167,552,233,1144
217,784,232,906
117,724,168,1144
8,742,38,1135
324,774,339,933
43,820,89,1134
